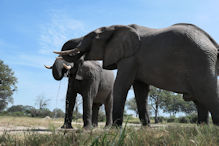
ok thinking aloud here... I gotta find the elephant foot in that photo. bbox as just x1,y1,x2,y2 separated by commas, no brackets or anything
112,119,123,128
104,124,112,129
83,125,93,130
141,119,150,126
142,123,151,127
212,115,219,126
92,123,98,127
61,123,73,129
197,122,208,126
197,118,209,125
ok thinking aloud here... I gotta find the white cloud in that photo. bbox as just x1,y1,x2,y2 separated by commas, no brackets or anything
4,53,55,69
39,10,86,55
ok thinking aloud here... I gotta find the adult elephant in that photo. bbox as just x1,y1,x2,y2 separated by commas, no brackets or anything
46,38,114,129
54,23,219,126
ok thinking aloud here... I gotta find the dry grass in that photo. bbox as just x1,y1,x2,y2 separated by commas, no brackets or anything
0,116,63,128
0,116,219,145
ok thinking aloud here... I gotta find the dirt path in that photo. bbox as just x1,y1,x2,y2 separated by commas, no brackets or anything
0,123,168,135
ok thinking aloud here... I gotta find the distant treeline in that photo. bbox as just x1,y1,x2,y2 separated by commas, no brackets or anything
0,105,68,118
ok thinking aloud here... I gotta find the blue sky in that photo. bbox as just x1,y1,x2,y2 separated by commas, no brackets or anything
1,0,219,114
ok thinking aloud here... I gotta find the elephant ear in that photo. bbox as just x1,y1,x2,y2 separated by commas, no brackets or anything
94,25,140,69
84,26,115,61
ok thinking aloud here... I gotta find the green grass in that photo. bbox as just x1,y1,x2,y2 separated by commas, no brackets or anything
0,116,219,145
0,123,219,145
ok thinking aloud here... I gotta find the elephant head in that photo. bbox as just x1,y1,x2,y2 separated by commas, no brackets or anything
45,37,84,80
45,56,86,81
54,25,141,69
45,59,73,80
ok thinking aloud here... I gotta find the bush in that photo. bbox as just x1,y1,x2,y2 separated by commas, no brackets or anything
72,111,82,120
7,105,25,113
0,111,9,116
6,105,36,117
29,108,52,118
157,116,166,123
37,109,52,118
167,116,177,123
187,114,198,123
98,110,106,122
178,116,190,123
51,108,65,118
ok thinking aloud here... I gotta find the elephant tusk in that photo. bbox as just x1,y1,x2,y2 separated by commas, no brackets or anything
53,48,80,55
44,65,53,69
63,63,72,70
56,56,64,60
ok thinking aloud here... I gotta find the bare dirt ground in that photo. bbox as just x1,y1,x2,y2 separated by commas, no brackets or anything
0,116,172,135
0,123,167,135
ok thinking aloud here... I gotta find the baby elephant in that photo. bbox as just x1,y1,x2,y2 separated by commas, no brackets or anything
45,57,114,129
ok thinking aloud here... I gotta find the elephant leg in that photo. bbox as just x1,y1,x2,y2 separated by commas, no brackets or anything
113,57,137,127
82,81,99,129
192,76,219,125
133,81,150,126
62,79,77,129
193,100,209,124
92,103,101,127
82,95,93,129
104,93,113,127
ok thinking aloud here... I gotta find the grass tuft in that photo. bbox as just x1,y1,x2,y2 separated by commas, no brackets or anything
0,117,219,145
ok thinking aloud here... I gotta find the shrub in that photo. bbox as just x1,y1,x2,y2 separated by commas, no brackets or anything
167,116,177,123
72,111,82,120
51,108,65,118
187,114,198,123
157,116,166,123
98,110,106,122
37,109,52,118
178,116,190,123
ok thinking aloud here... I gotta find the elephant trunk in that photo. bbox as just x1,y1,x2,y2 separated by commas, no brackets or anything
52,59,66,81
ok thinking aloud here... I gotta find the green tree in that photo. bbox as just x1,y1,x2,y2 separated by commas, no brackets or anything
7,105,25,113
7,105,36,116
98,106,106,122
160,93,183,116
179,101,196,115
149,86,197,121
149,87,168,123
0,60,17,111
159,91,196,116
126,97,138,117
73,97,82,120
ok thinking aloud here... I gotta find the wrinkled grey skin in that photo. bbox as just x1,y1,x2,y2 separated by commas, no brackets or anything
51,58,114,129
184,80,219,124
49,38,114,129
59,23,219,126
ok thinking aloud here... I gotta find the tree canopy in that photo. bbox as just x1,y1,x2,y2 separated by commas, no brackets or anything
126,86,197,123
150,86,196,117
126,97,138,117
0,60,17,111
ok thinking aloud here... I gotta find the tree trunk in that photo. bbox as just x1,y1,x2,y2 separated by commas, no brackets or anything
155,100,159,124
